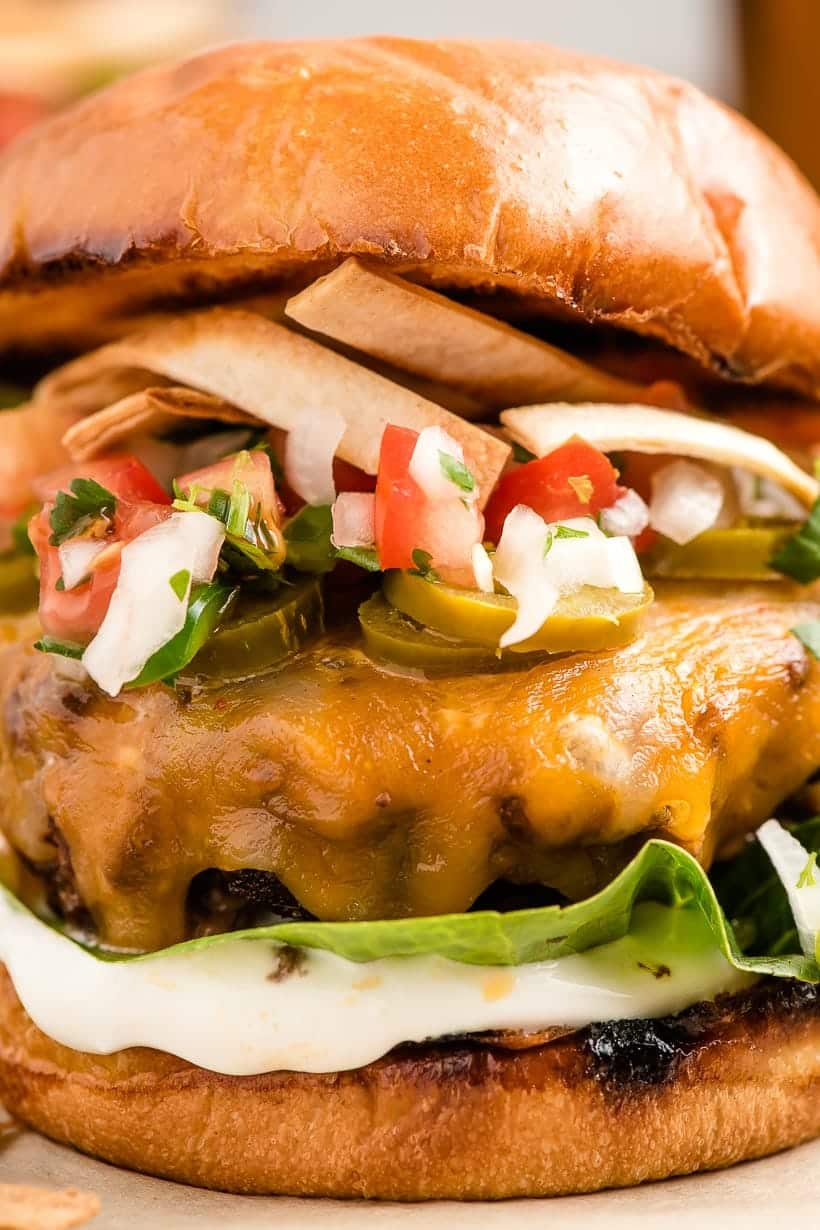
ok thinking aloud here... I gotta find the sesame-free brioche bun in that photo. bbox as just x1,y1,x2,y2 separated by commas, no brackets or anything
1,37,820,395
3,38,820,1202
0,969,817,1199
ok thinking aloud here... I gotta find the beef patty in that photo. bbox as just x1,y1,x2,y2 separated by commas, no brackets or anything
2,580,820,951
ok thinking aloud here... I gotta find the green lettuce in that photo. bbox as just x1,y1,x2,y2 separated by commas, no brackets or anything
10,820,818,977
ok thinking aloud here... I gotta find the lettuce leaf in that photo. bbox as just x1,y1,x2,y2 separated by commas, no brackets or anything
13,820,818,977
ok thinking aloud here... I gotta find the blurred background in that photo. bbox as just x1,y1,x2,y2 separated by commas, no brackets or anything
1,0,819,188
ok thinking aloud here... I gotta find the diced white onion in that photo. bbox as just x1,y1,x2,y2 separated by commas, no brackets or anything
331,493,376,549
58,539,108,591
490,509,646,649
471,543,494,593
493,505,559,648
756,819,820,960
600,489,650,539
416,498,485,588
285,410,346,506
732,467,807,522
648,460,725,545
409,425,478,504
543,517,644,595
82,511,224,698
595,536,646,593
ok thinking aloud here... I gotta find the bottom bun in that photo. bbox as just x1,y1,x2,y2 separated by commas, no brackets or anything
0,967,818,1199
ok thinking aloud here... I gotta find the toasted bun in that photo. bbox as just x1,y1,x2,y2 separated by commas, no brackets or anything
0,968,817,1199
1,38,820,395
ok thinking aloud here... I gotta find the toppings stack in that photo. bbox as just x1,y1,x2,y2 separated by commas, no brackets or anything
1,262,817,693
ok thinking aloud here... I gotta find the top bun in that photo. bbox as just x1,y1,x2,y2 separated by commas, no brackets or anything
1,37,819,395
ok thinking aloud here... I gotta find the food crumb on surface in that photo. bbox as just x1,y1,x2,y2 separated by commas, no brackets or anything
0,1184,100,1230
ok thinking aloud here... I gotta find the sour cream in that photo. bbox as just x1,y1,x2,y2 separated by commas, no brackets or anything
0,893,751,1076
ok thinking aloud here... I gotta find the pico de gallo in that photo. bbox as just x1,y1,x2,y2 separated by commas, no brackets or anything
16,405,820,695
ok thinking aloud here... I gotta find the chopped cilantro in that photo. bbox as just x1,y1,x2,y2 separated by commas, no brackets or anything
206,488,231,523
439,451,475,494
545,524,589,557
797,851,818,889
335,545,381,571
176,478,283,575
34,636,85,660
169,569,191,601
770,498,820,582
49,479,117,547
409,548,439,582
226,481,251,538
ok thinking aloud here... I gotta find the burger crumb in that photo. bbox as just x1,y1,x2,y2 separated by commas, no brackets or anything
374,791,391,808
268,945,307,981
638,961,672,980
0,1184,100,1229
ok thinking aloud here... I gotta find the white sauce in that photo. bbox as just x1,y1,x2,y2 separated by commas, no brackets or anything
0,895,752,1076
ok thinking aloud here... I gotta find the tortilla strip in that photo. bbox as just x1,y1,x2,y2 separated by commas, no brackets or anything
285,259,649,411
63,387,257,461
0,1184,100,1229
502,402,820,507
37,309,511,503
286,332,484,417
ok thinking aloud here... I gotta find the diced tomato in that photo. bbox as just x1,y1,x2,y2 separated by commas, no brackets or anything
484,438,624,543
30,500,172,645
632,526,658,554
374,426,419,570
178,451,281,524
374,425,483,582
30,456,174,644
34,455,171,507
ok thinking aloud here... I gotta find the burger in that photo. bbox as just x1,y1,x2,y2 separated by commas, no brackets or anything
0,38,818,1200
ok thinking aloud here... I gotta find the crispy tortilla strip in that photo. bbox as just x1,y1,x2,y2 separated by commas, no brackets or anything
37,309,511,502
287,332,484,417
0,1185,100,1229
63,387,257,461
285,259,648,412
502,402,820,507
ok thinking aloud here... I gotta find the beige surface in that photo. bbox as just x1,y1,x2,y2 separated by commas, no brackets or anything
0,1127,818,1228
